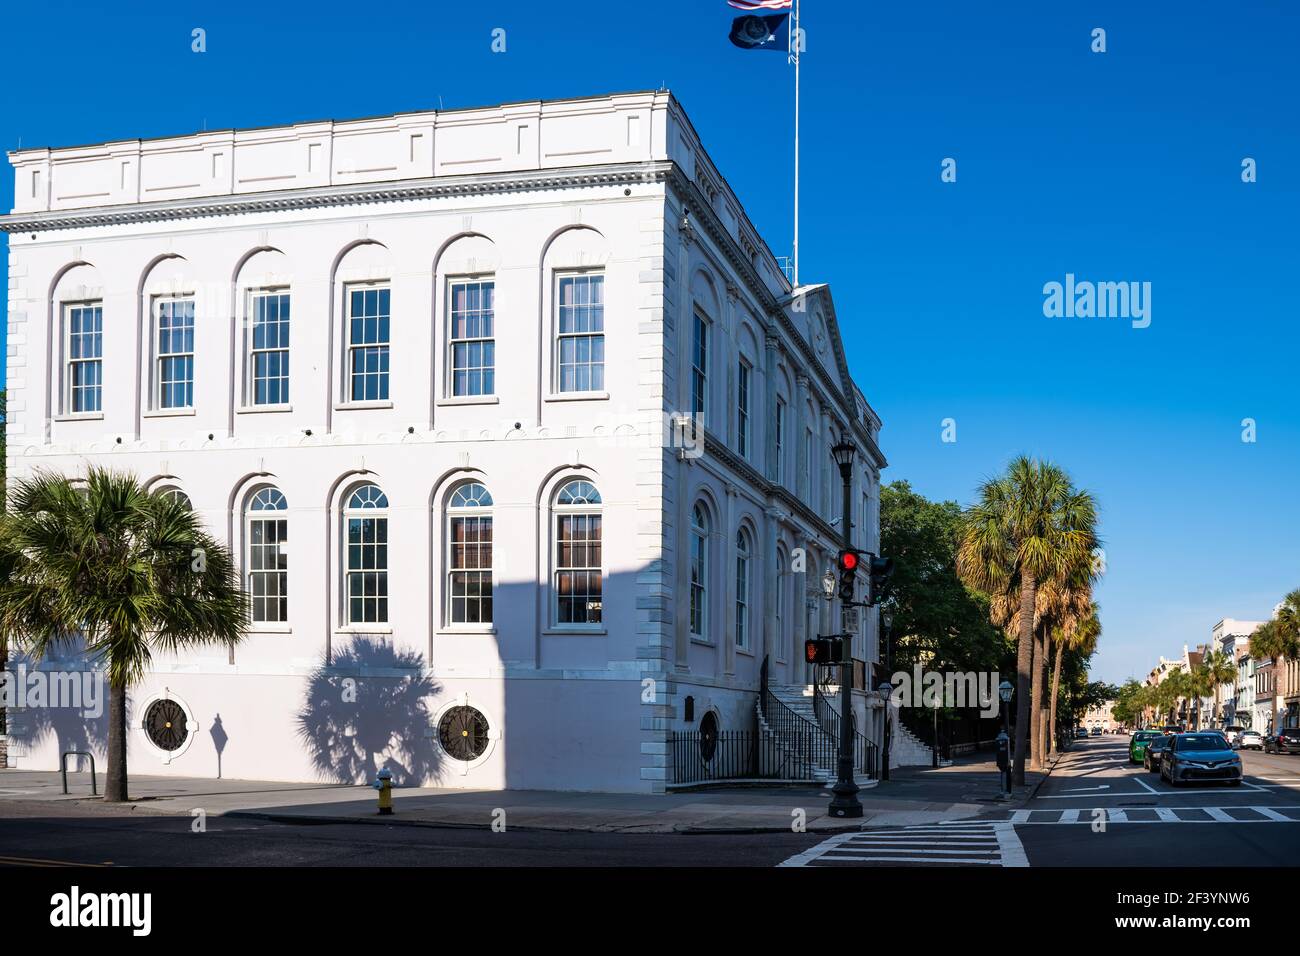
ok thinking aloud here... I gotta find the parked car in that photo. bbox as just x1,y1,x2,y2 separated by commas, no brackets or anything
1130,731,1160,763
1161,724,1183,735
1264,727,1300,754
1144,734,1173,771
1159,733,1243,786
1223,725,1246,746
1089,727,1102,736
1236,730,1264,751
1074,727,1089,739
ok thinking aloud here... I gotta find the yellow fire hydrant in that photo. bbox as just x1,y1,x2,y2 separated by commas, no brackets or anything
373,768,394,815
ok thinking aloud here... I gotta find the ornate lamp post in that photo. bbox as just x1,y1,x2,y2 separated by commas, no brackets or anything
828,437,861,818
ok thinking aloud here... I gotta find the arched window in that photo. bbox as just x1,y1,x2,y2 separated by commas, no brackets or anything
344,484,389,624
246,487,288,623
447,481,493,624
735,528,752,650
690,503,710,639
554,479,602,625
156,485,192,511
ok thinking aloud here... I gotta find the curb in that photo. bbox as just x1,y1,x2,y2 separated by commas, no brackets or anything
222,808,876,835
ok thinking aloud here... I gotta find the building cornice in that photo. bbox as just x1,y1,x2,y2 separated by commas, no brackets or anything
0,160,675,234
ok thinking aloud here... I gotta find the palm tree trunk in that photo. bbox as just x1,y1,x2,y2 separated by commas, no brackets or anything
1013,573,1036,786
1040,624,1050,764
106,681,128,802
1049,637,1064,755
1029,621,1045,769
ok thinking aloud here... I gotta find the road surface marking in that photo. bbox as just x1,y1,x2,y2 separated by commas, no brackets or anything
781,821,1023,867
1204,807,1235,822
1155,808,1180,822
1253,807,1292,821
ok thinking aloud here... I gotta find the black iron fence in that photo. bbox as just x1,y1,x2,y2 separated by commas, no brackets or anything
670,729,759,784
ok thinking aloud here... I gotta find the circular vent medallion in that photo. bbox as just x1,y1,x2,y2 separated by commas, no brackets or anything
143,698,189,752
438,706,490,761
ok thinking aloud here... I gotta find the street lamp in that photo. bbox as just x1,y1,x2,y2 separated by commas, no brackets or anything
997,679,1014,797
828,436,861,818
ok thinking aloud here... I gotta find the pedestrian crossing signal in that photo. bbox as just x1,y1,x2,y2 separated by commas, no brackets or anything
805,637,842,665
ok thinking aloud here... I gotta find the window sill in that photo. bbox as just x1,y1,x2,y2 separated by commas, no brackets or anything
737,646,755,657
144,407,196,418
238,404,293,415
334,401,393,411
335,626,394,636
437,626,498,636
544,391,610,403
690,637,715,647
543,627,607,637
249,624,293,634
436,395,499,407
54,412,104,422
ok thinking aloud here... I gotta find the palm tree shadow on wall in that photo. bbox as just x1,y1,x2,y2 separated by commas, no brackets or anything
10,648,110,773
296,636,443,786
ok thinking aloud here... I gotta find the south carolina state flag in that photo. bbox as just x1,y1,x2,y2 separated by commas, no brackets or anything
729,13,789,51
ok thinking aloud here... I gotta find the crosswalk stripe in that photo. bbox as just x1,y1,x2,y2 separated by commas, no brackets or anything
1204,807,1234,822
1059,809,1080,823
1254,807,1291,821
1155,808,1180,822
1106,808,1128,822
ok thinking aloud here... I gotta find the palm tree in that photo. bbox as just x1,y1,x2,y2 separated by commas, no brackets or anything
0,468,247,801
1185,663,1212,730
1202,649,1237,729
958,456,1099,784
1049,602,1099,754
1162,669,1191,727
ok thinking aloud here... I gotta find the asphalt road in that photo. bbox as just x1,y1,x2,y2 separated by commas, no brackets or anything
0,799,820,867
788,735,1300,867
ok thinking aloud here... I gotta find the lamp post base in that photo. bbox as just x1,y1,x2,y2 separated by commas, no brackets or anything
828,765,863,818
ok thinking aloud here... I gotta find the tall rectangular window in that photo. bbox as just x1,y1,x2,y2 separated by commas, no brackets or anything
448,483,494,625
556,516,602,624
247,488,288,624
66,303,103,413
157,298,195,409
691,313,709,421
249,291,290,406
348,286,390,402
449,279,495,397
775,398,786,482
737,360,751,458
557,273,605,392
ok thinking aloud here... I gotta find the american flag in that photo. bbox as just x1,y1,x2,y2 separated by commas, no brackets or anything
728,0,793,9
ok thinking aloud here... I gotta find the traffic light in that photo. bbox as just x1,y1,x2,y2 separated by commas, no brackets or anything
868,555,895,606
805,637,844,665
836,549,862,603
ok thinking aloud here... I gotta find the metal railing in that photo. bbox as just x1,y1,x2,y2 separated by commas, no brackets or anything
670,730,758,784
762,682,840,778
812,682,880,778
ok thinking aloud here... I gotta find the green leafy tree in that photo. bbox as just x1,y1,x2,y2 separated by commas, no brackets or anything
1111,678,1146,728
878,481,1008,676
957,457,1099,785
0,468,248,801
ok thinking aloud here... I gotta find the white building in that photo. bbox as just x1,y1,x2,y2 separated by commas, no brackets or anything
0,91,887,792
1212,618,1263,729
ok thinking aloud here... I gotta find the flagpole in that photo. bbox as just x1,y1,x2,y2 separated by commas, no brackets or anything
792,0,800,286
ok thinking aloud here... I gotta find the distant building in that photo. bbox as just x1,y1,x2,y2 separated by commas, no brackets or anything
1083,700,1117,732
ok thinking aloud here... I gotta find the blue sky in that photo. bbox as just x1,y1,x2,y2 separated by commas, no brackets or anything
2,1,1296,684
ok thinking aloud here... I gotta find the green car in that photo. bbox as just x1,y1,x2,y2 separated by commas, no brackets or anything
1130,731,1160,763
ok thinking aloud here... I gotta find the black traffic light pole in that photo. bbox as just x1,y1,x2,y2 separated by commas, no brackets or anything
828,441,862,819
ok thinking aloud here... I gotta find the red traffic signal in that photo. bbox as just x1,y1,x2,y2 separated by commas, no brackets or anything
838,550,859,571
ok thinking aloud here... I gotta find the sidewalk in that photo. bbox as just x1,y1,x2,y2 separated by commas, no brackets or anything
0,750,1053,834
